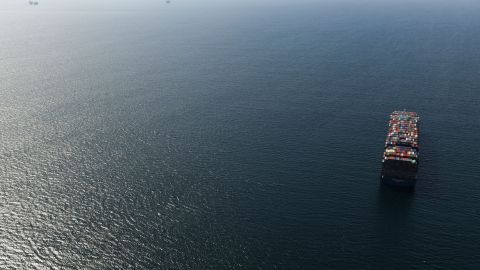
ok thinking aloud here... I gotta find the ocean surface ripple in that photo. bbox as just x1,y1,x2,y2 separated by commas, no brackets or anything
1,1,480,269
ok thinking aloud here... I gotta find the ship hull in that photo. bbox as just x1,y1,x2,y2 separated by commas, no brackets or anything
381,174,417,189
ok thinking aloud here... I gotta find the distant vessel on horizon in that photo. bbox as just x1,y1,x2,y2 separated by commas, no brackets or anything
381,111,420,189
29,1,39,5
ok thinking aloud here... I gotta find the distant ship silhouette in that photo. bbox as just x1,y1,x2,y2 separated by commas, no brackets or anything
29,1,39,5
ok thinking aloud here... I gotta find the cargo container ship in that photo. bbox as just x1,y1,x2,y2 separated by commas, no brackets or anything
381,111,419,188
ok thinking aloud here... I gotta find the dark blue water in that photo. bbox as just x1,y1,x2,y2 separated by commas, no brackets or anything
1,0,480,268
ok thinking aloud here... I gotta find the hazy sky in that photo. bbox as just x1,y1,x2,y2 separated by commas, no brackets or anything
1,0,479,20
2,0,478,11
1,0,318,10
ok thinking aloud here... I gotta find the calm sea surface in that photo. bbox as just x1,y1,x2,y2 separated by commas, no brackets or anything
1,1,480,269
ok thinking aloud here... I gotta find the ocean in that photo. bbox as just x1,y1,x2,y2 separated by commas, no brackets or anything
1,0,480,268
